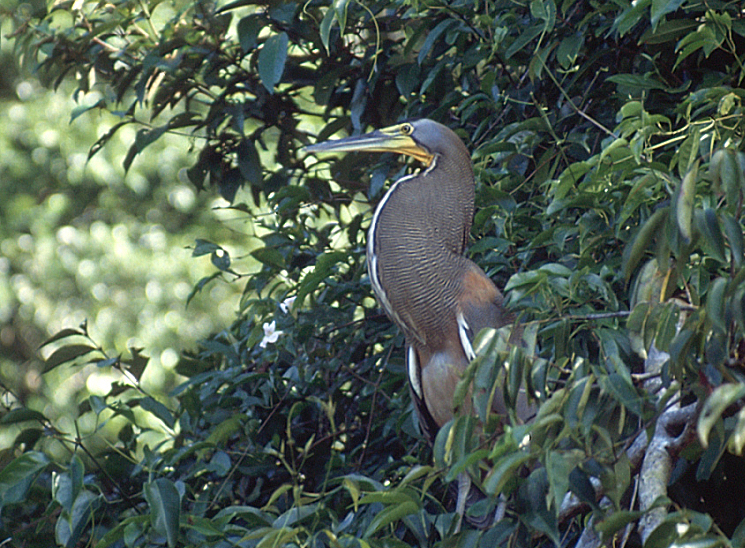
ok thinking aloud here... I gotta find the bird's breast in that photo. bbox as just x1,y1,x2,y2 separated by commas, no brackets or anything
367,170,476,348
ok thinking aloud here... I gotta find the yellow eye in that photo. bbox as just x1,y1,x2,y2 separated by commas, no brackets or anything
400,123,413,135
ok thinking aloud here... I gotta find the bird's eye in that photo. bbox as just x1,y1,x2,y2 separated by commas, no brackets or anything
401,124,413,135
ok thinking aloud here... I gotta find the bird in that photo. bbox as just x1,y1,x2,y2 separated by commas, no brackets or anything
306,119,529,526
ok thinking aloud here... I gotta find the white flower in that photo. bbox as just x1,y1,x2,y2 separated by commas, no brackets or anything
280,296,296,313
260,321,283,348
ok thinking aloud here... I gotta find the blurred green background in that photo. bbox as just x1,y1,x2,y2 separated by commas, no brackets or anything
0,20,250,437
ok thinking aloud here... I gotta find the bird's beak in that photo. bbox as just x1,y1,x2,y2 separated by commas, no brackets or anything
304,124,434,166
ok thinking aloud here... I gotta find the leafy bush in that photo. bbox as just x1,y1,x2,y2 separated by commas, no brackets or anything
2,0,745,547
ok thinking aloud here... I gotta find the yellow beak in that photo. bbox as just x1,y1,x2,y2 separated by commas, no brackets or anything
304,123,434,166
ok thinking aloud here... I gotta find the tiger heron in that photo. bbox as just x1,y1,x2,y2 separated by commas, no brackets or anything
306,119,525,525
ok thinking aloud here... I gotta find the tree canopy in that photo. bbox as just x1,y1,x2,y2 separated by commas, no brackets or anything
2,0,745,547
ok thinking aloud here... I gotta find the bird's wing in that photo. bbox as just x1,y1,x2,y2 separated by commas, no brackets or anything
456,261,510,337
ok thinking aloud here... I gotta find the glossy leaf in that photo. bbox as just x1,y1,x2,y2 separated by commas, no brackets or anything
698,383,745,448
145,478,181,548
0,452,49,507
43,344,98,373
676,161,698,243
258,33,289,93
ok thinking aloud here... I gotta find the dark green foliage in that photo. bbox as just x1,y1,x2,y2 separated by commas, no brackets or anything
2,0,745,546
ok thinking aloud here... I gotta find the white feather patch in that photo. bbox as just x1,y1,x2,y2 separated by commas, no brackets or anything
407,345,423,398
456,311,476,362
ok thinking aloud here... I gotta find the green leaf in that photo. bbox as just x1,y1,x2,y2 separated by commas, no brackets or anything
211,249,231,271
556,33,582,69
417,19,458,65
640,18,698,44
254,527,302,548
712,149,743,213
650,0,685,29
654,302,679,352
237,14,262,53
706,277,728,334
530,0,556,30
601,373,643,417
69,99,104,123
722,212,744,270
258,33,288,93
95,516,150,548
250,247,286,270
675,161,698,243
483,450,532,496
729,406,745,456
607,73,666,91
56,490,98,548
0,408,47,425
595,510,644,538
38,327,85,349
505,22,544,59
545,450,581,510
568,466,597,509
273,504,320,528
623,208,669,281
699,383,745,448
364,500,420,537
145,478,181,548
53,455,84,513
135,397,176,429
319,6,336,54
614,0,651,36
237,139,261,183
186,272,222,307
677,124,700,179
134,127,160,153
697,208,726,264
193,239,222,257
674,26,717,70
296,251,347,306
44,344,98,373
0,451,49,507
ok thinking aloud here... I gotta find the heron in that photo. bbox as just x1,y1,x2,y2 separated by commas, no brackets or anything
306,119,530,527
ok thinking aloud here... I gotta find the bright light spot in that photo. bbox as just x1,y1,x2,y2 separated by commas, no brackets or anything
47,193,67,213
90,221,109,242
161,348,179,369
112,224,129,242
168,186,196,212
141,226,166,251
164,311,181,329
8,104,26,122
16,81,34,101
86,372,114,395
40,129,59,148
77,259,96,278
91,283,109,301
57,226,79,246
173,282,191,300
96,307,116,333
146,280,162,302
25,369,41,391
126,172,149,195
17,234,34,252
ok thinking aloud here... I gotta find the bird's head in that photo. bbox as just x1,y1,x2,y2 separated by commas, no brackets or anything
305,119,468,168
